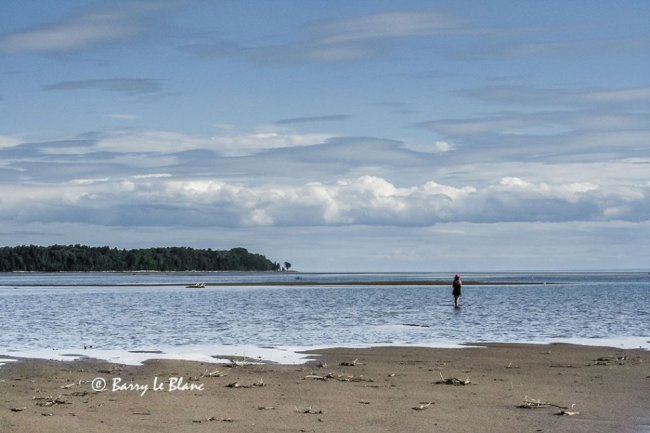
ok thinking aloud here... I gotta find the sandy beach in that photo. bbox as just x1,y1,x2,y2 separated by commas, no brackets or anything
1,343,648,433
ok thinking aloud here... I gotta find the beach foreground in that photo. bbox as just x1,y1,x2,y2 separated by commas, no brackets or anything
1,344,648,433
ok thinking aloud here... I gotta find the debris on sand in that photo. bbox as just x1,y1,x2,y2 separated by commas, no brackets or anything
295,406,323,414
412,401,434,410
339,358,364,367
303,372,373,382
226,378,265,388
192,416,235,423
557,410,580,416
34,395,70,407
517,397,570,410
435,372,471,386
202,368,228,378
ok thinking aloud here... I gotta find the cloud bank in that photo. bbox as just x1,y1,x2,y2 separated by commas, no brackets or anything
1,173,646,229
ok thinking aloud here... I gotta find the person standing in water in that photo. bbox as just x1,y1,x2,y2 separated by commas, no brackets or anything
452,274,462,308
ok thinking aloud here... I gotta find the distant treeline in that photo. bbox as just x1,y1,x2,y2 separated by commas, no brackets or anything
0,245,281,272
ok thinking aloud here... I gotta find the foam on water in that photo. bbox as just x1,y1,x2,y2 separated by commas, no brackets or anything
539,336,650,350
1,344,315,365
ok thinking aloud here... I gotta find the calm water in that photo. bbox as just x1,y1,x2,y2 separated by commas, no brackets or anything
0,272,648,363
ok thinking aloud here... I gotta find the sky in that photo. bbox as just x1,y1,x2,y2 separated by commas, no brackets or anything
1,0,649,271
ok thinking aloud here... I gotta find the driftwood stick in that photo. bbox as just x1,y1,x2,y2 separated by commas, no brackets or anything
303,372,373,382
519,397,569,410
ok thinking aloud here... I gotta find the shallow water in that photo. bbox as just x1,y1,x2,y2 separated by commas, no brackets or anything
0,272,648,363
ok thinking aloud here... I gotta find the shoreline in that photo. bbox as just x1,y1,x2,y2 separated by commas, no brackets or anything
2,337,648,367
1,343,648,432
3,280,556,287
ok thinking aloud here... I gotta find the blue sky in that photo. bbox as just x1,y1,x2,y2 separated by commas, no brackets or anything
1,0,649,271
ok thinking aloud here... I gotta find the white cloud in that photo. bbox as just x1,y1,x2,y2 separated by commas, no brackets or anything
213,123,236,131
0,135,23,149
1,174,646,228
131,173,172,179
403,140,455,153
107,113,138,120
579,87,650,103
464,85,650,107
96,130,207,153
494,177,600,202
210,127,334,157
70,178,111,186
0,3,171,53
418,109,650,163
313,11,462,45
44,79,164,95
191,10,464,65
91,127,334,156
422,115,564,136
1,11,136,53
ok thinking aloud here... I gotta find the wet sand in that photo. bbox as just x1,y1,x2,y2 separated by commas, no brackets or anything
1,343,648,432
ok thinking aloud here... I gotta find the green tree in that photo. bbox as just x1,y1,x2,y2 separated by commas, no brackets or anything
0,245,280,272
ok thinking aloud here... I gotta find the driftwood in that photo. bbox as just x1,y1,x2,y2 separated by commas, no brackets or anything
10,407,27,412
303,372,373,382
518,397,569,410
435,372,470,386
519,398,580,416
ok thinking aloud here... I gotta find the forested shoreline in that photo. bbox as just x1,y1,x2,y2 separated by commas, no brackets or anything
0,245,280,272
